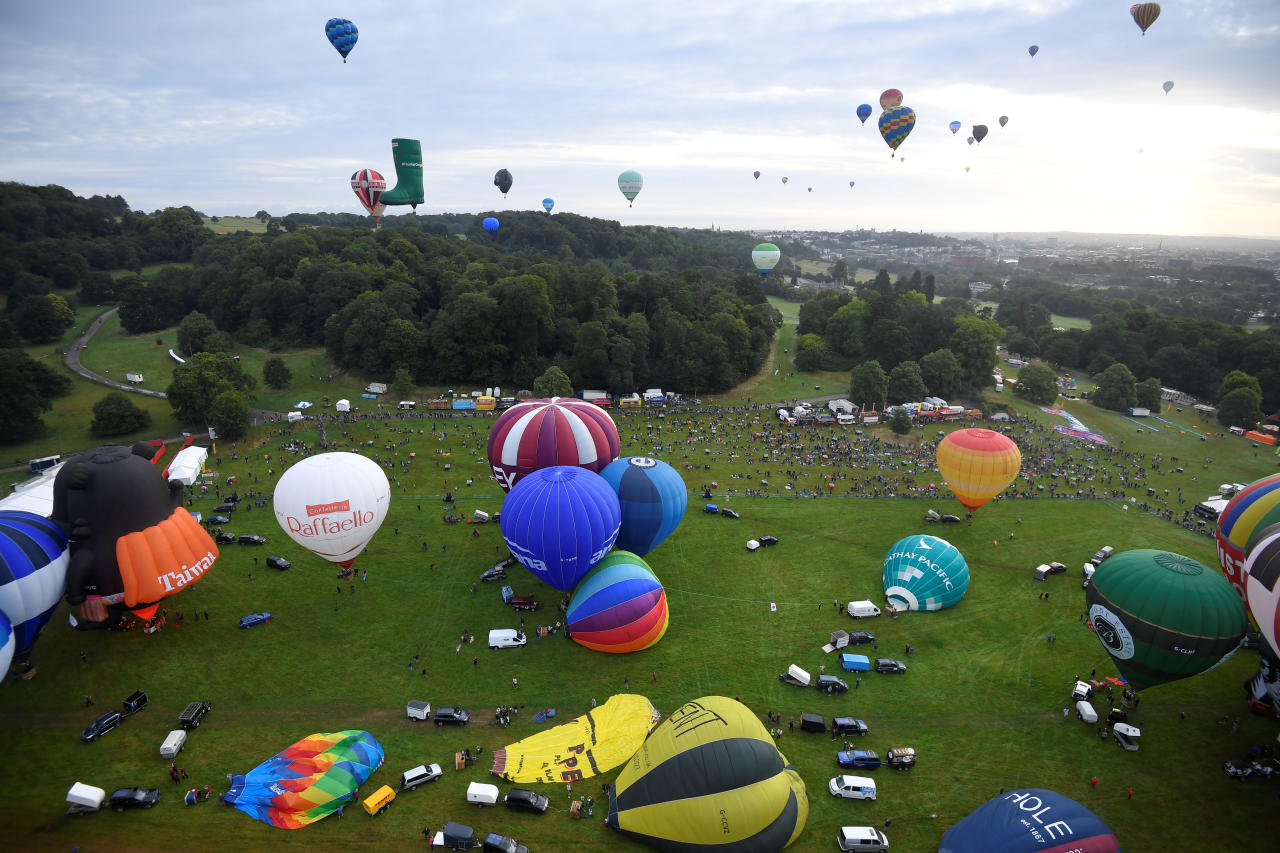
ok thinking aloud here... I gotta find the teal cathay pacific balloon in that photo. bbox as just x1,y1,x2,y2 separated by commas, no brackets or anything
882,535,970,611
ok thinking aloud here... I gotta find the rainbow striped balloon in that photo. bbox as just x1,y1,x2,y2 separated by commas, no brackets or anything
935,428,1022,513
1216,473,1280,604
567,551,668,654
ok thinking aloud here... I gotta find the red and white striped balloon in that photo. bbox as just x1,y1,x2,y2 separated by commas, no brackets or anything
487,397,621,492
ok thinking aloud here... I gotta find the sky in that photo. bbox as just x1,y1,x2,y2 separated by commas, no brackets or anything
2,1,1279,238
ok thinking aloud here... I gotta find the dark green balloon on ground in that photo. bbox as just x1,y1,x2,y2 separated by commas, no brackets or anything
1085,549,1247,691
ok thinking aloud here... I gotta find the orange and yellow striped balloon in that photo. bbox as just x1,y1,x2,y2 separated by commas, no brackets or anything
936,428,1022,512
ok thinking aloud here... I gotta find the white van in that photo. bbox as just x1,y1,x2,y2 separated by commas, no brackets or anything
846,600,881,619
488,629,527,650
398,401,416,410
838,826,889,852
159,729,187,759
286,411,303,423
466,781,500,807
829,775,877,800
837,413,856,425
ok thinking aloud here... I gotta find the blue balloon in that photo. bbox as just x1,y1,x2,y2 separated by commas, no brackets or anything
542,198,554,213
856,103,873,125
500,467,621,591
483,217,499,232
599,457,687,556
0,610,13,682
940,789,1121,853
324,18,358,62
882,534,969,611
0,510,69,675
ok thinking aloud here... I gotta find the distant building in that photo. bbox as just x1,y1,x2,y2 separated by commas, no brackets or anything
967,281,993,297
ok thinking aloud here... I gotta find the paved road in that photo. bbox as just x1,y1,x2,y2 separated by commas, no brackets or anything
64,307,168,399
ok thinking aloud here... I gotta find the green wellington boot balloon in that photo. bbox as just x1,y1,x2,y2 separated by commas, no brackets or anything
379,138,424,210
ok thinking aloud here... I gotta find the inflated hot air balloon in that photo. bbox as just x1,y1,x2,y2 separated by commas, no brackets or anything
780,176,789,184
599,457,687,555
618,170,643,207
0,611,12,681
567,552,669,653
273,453,390,571
965,166,971,172
482,217,499,232
608,696,808,851
324,18,358,62
542,197,554,213
0,510,67,677
856,103,873,125
878,106,916,155
949,121,962,135
379,138,425,210
999,116,1009,128
849,181,855,188
492,694,659,782
972,124,989,144
1028,45,1039,57
935,429,1021,513
1130,2,1161,35
222,730,384,829
966,136,975,145
879,88,903,111
940,789,1121,853
1245,524,1280,661
1216,474,1280,603
500,466,621,591
494,168,513,196
807,187,812,192
1086,549,1247,692
487,397,621,493
349,169,386,221
1163,80,1174,94
51,443,218,628
882,535,969,611
753,170,760,179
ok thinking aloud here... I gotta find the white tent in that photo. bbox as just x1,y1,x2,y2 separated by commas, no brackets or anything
335,399,351,413
165,445,209,486
0,462,64,516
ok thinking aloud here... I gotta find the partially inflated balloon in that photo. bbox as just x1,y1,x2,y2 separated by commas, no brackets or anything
1245,524,1280,661
0,510,68,675
879,88,903,111
492,695,659,781
567,552,669,653
542,197,554,213
882,535,969,611
878,106,916,154
350,169,386,217
483,217,499,232
1130,2,1161,35
324,18,357,62
1028,45,1039,57
935,429,1021,512
0,611,12,681
1086,550,1247,691
940,789,1120,853
972,124,989,144
618,170,643,207
599,457,687,555
608,696,808,851
273,453,390,569
487,397,621,493
1216,474,1280,603
494,169,513,196
949,121,962,135
856,103,873,125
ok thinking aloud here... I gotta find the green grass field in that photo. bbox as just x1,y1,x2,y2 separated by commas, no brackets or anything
203,216,269,234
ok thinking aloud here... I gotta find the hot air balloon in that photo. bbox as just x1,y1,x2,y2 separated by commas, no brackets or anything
940,789,1121,853
487,396,621,493
379,138,425,210
324,18,357,62
0,510,68,677
51,443,218,628
608,696,808,851
618,170,643,207
781,176,789,184
542,197,554,213
935,429,1021,513
807,187,812,192
1216,474,1280,603
1130,2,1161,35
0,611,12,681
492,694,659,782
1245,524,1280,661
966,136,975,145
482,216,499,232
856,103,873,125
882,535,970,611
972,124,989,144
1163,80,1174,94
1028,45,1039,57
999,116,1009,128
965,167,971,172
494,168,513,196
949,121,962,135
273,452,390,571
567,551,669,653
222,730,384,829
600,457,687,555
753,170,760,179
349,169,386,221
849,181,855,188
879,88,903,111
1086,550,1247,692
878,106,916,155
499,466,621,591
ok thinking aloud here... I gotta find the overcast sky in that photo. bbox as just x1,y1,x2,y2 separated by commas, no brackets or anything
2,1,1278,237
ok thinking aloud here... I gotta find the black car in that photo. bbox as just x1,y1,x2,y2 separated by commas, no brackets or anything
238,534,268,545
758,535,779,547
720,507,740,519
847,631,875,645
109,787,160,811
504,787,549,814
482,833,529,853
832,716,869,737
82,710,122,742
939,514,962,523
214,531,235,544
206,515,231,526
873,658,907,674
266,555,291,570
434,707,471,727
213,502,236,513
817,674,849,695
481,556,515,583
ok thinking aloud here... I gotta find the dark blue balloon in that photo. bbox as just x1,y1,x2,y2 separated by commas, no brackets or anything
940,789,1121,853
325,19,358,61
500,467,621,591
856,103,873,125
483,217,499,232
599,457,687,556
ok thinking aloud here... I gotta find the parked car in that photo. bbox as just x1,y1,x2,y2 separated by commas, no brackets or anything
815,413,837,425
480,558,513,583
482,833,530,853
838,826,889,852
504,787,550,814
939,514,962,523
873,658,907,674
178,701,211,729
720,507,740,519
828,775,877,800
238,612,272,629
886,747,916,770
434,707,471,727
82,711,122,742
817,674,849,695
265,555,291,570
847,631,876,645
506,595,538,612
206,515,231,526
1090,546,1114,566
1046,562,1067,574
238,534,267,545
400,763,443,791
832,717,869,737
758,535,779,547
109,787,160,811
214,531,235,544
213,501,236,513
836,749,881,769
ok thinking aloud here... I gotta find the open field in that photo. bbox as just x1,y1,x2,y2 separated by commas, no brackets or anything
202,216,269,234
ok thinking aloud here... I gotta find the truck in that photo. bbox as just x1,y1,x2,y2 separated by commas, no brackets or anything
827,399,855,416
428,396,451,410
451,398,476,411
287,411,303,423
27,454,61,475
581,390,612,407
619,394,642,408
1127,407,1150,417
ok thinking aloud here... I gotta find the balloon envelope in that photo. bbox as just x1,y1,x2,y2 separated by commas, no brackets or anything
1130,2,1161,34
500,466,621,591
483,217,499,232
324,18,357,60
1086,549,1247,691
879,88,903,111
882,535,969,611
1216,473,1280,603
849,181,855,188
349,169,386,216
567,551,669,653
273,453,390,569
999,116,1009,128
487,397,621,493
781,176,788,184
973,124,989,143
967,136,975,145
935,429,1022,512
856,103,873,124
878,106,916,153
1028,45,1039,57
494,168,513,195
618,170,643,206
608,696,808,851
1163,80,1174,94
492,694,659,781
753,170,760,179
542,197,554,213
949,120,962,135
599,457,687,555
0,611,12,681
1245,524,1280,662
0,511,67,670
940,789,1120,853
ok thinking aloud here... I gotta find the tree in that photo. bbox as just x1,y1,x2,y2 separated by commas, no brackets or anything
887,361,927,405
871,269,892,295
262,357,292,390
0,347,73,443
1093,363,1138,412
849,360,888,412
1135,377,1163,412
533,365,573,397
1217,387,1263,429
208,389,249,441
1014,362,1058,405
13,294,74,343
90,391,152,436
919,349,963,399
1217,370,1262,405
391,367,415,400
948,315,1000,388
176,311,219,356
888,407,914,435
166,352,256,425
831,259,848,285
794,333,834,372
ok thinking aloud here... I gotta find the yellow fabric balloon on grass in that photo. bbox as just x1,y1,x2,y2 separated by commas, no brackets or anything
936,428,1022,512
491,694,659,783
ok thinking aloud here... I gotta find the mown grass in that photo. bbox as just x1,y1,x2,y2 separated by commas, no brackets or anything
202,216,268,234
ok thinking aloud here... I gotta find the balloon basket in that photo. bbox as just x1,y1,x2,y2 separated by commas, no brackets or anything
570,800,583,819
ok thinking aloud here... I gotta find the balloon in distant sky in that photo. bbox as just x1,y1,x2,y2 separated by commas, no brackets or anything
949,121,962,135
617,170,643,207
1163,80,1174,94
1028,45,1039,57
965,166,971,172
967,136,975,145
878,106,916,155
1130,3,1161,35
856,103,873,124
483,217,499,232
350,169,385,219
751,243,782,278
973,125,989,143
494,169,513,196
781,176,788,184
807,187,812,192
753,170,760,179
324,18,358,62
879,88,903,111
999,116,1009,128
542,197,554,213
849,181,855,188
